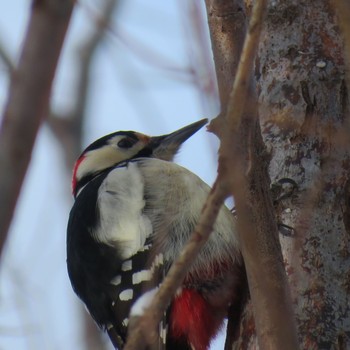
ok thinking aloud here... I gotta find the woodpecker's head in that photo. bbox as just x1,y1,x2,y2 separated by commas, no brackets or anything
72,119,208,197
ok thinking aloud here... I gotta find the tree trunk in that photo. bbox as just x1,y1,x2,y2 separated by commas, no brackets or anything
235,0,350,348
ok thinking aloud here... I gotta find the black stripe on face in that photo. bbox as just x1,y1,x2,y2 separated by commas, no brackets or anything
83,131,139,154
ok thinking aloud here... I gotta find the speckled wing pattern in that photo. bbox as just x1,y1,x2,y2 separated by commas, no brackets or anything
106,238,168,348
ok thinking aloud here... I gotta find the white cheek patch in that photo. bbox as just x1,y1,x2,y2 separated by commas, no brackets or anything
77,146,124,181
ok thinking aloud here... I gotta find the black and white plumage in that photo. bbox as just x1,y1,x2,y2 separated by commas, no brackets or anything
67,119,243,350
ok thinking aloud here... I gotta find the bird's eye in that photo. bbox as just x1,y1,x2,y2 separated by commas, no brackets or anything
117,137,136,149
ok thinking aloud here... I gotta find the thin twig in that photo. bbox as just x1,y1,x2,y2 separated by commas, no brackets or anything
83,1,190,78
0,37,15,72
180,0,219,112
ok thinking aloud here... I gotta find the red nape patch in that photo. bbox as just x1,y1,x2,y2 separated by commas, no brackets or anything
169,289,224,350
71,155,85,196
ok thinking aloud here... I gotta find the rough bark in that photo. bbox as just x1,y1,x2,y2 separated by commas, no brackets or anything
0,0,74,256
205,0,299,349
236,0,350,348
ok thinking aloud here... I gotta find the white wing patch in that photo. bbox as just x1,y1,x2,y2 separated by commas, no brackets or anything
132,270,152,285
94,163,152,259
110,275,121,286
121,260,132,271
119,289,133,301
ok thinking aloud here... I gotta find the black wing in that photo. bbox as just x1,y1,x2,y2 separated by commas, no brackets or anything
67,170,167,348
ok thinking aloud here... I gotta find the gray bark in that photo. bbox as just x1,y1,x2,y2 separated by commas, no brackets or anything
204,0,350,348
237,1,350,348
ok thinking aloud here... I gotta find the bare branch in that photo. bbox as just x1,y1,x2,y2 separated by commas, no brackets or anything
0,0,74,257
203,2,248,347
0,37,15,72
179,0,219,113
204,0,247,114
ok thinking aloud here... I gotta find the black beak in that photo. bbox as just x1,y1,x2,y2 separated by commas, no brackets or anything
150,119,208,161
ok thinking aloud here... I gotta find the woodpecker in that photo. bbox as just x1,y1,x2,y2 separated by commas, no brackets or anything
67,119,243,350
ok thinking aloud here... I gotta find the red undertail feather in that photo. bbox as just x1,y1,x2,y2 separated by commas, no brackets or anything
170,288,223,350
